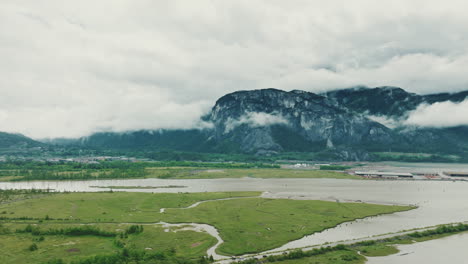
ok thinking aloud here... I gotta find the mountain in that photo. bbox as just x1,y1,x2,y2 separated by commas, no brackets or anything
205,88,395,154
0,132,43,153
322,86,468,156
322,86,423,118
322,86,468,119
66,86,468,161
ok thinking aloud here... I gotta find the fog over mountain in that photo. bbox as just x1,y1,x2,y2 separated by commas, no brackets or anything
406,101,468,127
1,0,468,138
61,87,467,162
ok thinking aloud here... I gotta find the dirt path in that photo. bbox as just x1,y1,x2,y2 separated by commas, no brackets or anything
159,194,264,213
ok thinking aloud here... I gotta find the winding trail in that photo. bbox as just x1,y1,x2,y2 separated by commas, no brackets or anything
159,195,262,213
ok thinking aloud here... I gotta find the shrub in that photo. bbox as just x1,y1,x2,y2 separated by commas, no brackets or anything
28,243,38,251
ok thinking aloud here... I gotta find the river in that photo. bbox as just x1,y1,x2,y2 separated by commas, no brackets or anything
367,232,468,264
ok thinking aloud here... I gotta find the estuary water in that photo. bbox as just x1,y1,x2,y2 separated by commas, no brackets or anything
367,232,468,264
2,176,468,261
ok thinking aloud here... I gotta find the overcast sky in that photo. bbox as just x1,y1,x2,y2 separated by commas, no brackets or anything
1,0,468,138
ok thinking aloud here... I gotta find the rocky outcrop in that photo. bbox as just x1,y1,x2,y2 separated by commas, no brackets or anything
205,88,395,154
322,86,468,119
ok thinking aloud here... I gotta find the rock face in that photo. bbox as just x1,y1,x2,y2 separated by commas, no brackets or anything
320,86,468,157
74,86,468,160
322,86,468,119
205,88,394,154
322,86,424,118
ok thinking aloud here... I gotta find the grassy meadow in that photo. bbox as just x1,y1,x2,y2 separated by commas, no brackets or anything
162,198,412,255
0,192,260,222
0,222,217,264
0,191,414,263
145,167,361,180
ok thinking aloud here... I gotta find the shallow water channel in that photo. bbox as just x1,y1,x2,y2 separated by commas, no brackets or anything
366,232,468,264
2,177,468,261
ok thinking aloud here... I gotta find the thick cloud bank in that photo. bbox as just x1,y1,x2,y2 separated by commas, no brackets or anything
405,100,468,127
1,0,468,138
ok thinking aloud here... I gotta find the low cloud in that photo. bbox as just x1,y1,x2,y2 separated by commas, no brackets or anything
224,112,288,133
405,100,468,127
0,86,214,139
2,1,468,138
367,115,401,129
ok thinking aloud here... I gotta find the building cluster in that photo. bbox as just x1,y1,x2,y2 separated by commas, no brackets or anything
47,156,138,164
354,171,415,178
0,155,142,164
353,170,468,180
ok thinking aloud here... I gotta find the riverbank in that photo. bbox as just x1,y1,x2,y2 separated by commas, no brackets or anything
231,223,468,264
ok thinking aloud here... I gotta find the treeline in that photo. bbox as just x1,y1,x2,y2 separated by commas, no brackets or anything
0,159,280,181
45,247,214,264
236,245,355,264
0,216,77,221
408,223,468,238
0,160,278,171
353,223,468,247
142,151,254,162
15,224,145,238
0,160,149,171
149,161,279,169
9,168,147,181
319,165,353,171
17,225,116,237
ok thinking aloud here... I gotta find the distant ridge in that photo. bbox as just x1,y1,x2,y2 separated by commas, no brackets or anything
0,131,43,149
56,86,468,161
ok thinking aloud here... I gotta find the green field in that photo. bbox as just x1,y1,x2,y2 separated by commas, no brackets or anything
0,192,260,222
0,160,361,181
0,191,412,263
0,223,216,264
146,168,361,180
0,167,360,181
161,198,411,255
